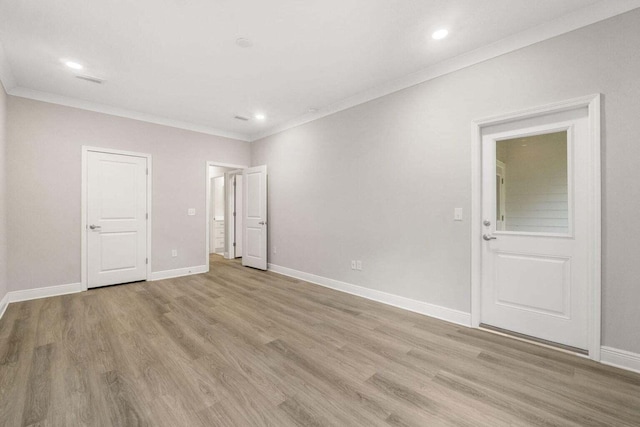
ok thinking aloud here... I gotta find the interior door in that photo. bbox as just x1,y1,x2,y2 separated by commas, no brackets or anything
234,174,243,258
224,170,243,258
242,165,267,270
481,107,589,350
87,151,148,288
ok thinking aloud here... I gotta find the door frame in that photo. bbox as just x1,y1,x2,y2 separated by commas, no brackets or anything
81,146,153,292
470,94,601,360
205,161,248,272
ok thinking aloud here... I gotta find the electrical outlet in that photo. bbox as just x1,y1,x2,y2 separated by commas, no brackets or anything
171,249,178,257
273,246,277,254
351,260,356,270
356,260,362,271
188,208,196,216
454,208,463,221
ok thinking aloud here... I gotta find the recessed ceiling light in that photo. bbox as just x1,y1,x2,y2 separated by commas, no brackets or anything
432,29,449,40
64,60,84,70
254,113,266,120
235,38,253,48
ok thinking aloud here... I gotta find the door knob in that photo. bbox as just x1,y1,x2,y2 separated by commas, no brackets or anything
258,221,267,225
483,234,497,241
89,224,101,230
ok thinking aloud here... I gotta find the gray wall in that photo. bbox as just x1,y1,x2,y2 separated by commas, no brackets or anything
0,81,7,302
252,10,640,354
7,97,250,291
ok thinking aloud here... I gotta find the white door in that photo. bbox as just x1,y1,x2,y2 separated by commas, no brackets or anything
234,174,243,258
209,177,216,254
481,107,590,350
224,170,243,258
87,151,148,288
242,165,267,270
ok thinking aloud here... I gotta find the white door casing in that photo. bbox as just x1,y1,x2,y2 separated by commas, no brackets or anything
85,150,149,288
471,94,601,359
242,165,268,270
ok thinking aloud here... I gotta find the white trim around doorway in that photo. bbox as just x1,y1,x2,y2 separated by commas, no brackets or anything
470,94,601,361
205,161,249,273
81,146,153,292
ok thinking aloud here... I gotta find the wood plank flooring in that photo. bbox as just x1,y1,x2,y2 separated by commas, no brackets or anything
1,255,639,426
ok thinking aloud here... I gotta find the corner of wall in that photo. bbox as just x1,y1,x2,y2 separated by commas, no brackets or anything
0,78,8,305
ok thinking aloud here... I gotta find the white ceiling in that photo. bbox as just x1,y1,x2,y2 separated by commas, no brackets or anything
0,0,634,141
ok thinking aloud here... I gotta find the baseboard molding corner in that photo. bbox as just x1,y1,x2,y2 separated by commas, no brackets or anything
0,292,9,320
600,346,640,374
267,263,471,327
150,265,208,281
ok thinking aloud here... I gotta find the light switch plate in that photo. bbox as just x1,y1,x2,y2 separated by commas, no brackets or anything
454,208,463,221
356,260,362,271
188,208,196,216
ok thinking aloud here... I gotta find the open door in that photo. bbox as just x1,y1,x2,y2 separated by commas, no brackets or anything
242,165,267,270
224,169,243,259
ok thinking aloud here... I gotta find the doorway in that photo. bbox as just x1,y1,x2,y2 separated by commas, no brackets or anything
471,95,601,359
81,147,152,290
205,162,247,271
205,162,269,272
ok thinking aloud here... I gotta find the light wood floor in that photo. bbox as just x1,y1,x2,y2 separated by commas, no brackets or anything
1,256,639,426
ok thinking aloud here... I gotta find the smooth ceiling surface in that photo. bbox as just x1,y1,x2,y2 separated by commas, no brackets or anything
0,0,603,138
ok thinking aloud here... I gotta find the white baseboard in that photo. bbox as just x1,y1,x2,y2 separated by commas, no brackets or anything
601,346,640,374
267,263,471,327
0,282,83,321
0,292,9,319
9,282,82,303
150,265,208,281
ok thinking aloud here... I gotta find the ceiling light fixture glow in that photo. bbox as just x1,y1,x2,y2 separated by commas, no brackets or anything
64,61,84,70
432,29,449,40
254,113,266,120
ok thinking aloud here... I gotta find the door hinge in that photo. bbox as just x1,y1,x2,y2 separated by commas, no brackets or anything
501,178,504,184
233,242,236,247
146,258,148,264
233,211,236,217
146,168,149,175
146,213,148,220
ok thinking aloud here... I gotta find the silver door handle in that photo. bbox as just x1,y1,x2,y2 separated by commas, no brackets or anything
258,221,267,225
89,224,101,230
483,234,496,241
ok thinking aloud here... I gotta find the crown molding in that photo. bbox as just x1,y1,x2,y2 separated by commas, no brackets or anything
249,1,640,142
2,2,639,143
0,40,16,92
7,86,251,142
